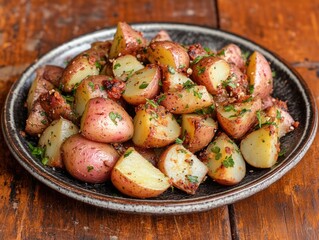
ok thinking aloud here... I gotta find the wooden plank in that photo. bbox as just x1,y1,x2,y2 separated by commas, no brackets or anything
0,1,232,239
218,0,319,239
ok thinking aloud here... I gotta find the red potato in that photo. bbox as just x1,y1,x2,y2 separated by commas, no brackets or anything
147,40,190,72
111,147,170,198
42,65,64,87
151,30,172,42
182,114,218,153
159,85,214,114
218,44,246,71
161,69,194,92
158,144,208,195
112,54,144,81
191,56,230,95
132,102,181,148
109,22,147,59
247,51,273,99
61,134,119,183
216,98,262,139
26,67,55,113
74,75,109,116
25,100,50,136
122,64,161,105
81,97,134,143
204,132,246,186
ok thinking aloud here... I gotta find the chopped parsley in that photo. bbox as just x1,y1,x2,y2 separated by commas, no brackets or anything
276,109,282,119
186,175,198,183
27,142,48,165
183,80,196,89
156,94,166,104
196,65,206,75
136,38,142,44
95,61,102,70
249,85,254,94
256,110,262,128
146,99,158,108
168,66,176,74
272,70,276,78
193,89,203,99
124,149,133,158
113,63,121,70
278,147,287,157
109,111,122,125
139,81,149,89
175,137,184,144
223,104,236,112
88,81,95,91
217,49,225,56
222,155,234,168
229,108,251,118
87,166,94,172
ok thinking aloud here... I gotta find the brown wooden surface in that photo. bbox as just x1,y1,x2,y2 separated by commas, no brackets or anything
0,0,318,239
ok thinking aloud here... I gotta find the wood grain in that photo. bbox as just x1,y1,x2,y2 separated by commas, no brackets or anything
219,1,319,239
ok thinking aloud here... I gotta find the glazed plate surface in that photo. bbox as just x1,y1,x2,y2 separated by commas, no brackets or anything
2,23,317,214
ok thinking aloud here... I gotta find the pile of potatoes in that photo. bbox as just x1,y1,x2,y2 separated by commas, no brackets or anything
25,22,297,198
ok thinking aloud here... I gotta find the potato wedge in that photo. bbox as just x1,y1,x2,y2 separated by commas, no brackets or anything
81,97,134,143
204,133,246,185
111,147,170,198
240,125,280,168
122,64,161,105
158,144,208,194
159,85,214,114
26,67,55,113
61,134,119,183
38,118,79,168
217,98,262,139
191,56,230,95
109,22,147,59
74,75,109,116
112,54,144,81
162,69,194,92
132,102,181,148
182,114,218,152
247,51,273,99
147,41,189,72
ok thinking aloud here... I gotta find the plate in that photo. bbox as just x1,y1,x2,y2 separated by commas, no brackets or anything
2,23,318,214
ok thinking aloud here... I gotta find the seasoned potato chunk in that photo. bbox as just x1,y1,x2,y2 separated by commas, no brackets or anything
112,54,144,81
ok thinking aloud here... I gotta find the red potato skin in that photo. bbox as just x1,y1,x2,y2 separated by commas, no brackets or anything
81,97,134,143
25,100,50,136
42,65,64,87
218,44,246,72
61,134,119,183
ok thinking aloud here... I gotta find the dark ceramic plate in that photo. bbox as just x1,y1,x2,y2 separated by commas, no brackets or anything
2,23,318,214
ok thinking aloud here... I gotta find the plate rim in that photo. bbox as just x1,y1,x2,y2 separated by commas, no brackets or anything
2,22,318,214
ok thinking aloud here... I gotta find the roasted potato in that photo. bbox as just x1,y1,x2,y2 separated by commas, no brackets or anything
204,132,246,185
147,40,189,72
162,70,194,92
25,100,50,136
132,102,181,148
151,30,172,42
60,51,101,92
111,147,170,198
112,54,144,81
61,134,119,183
42,65,64,87
158,144,208,194
81,97,134,143
240,124,280,168
182,114,218,152
247,51,273,99
74,75,109,116
159,85,214,114
191,56,230,95
218,43,246,71
122,64,161,105
26,67,55,113
38,118,79,168
109,22,147,59
216,98,262,139
266,106,295,138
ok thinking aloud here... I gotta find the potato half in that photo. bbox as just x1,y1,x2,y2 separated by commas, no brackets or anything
204,133,246,185
38,118,79,168
111,147,170,198
191,56,230,95
122,64,161,105
240,125,280,168
112,54,144,81
218,43,246,71
158,144,208,194
182,114,218,153
247,51,273,99
162,70,194,92
160,85,214,114
132,103,181,148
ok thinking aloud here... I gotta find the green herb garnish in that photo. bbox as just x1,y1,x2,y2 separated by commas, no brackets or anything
139,82,149,89
186,175,198,183
109,111,122,125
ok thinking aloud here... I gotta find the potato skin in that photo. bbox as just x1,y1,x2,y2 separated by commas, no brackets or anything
81,97,134,143
61,134,119,183
218,43,246,71
25,100,50,136
147,41,190,72
247,51,273,99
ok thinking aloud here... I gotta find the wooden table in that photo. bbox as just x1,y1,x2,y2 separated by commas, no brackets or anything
1,0,318,239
